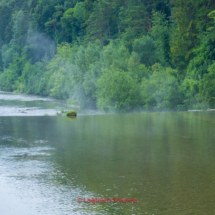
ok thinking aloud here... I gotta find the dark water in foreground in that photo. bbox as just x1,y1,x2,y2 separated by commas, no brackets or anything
0,92,215,214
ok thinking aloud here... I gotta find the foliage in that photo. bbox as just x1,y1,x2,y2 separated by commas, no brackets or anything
150,11,171,66
140,64,184,111
96,68,140,112
0,0,214,112
170,0,199,73
66,110,77,116
200,63,215,107
132,36,157,67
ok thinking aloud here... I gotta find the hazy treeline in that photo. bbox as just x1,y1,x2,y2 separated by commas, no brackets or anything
0,0,215,112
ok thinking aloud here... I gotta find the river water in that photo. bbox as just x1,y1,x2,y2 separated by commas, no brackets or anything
0,91,215,214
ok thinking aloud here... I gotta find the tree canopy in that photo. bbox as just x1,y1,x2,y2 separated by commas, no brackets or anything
0,0,215,112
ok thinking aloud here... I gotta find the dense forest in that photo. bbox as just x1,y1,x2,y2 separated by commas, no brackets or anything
0,0,215,112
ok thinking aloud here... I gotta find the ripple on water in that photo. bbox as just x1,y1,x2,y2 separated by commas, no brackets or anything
1,135,14,141
0,144,105,215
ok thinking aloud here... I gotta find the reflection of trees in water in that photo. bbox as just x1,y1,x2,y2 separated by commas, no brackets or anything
2,112,215,214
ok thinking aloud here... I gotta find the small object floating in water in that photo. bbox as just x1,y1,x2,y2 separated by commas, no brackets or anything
66,110,77,117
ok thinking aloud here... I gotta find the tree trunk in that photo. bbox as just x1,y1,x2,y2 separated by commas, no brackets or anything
124,0,127,9
116,17,120,33
146,16,151,32
153,0,157,11
99,20,104,47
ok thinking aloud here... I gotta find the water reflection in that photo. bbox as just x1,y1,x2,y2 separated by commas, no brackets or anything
0,112,215,214
0,129,104,214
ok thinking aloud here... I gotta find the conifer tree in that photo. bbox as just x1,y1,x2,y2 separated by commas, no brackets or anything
0,5,12,44
170,0,198,73
86,1,107,46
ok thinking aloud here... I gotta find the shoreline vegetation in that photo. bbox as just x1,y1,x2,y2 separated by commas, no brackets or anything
0,0,215,113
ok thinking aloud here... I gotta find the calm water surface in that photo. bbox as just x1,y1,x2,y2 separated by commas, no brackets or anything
0,92,215,214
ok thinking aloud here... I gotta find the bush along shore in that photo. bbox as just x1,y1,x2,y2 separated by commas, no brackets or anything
0,0,215,113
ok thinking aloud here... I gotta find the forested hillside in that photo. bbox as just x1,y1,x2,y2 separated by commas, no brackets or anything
0,0,215,112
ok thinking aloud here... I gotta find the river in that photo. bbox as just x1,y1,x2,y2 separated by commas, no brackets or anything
0,91,215,214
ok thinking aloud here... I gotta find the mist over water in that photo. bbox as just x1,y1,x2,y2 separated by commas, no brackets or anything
0,91,101,116
1,92,215,214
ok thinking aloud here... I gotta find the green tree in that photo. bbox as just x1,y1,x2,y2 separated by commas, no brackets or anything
170,0,198,73
150,11,171,66
11,10,29,52
140,64,183,111
0,4,12,44
45,5,65,43
96,68,140,112
200,63,215,107
133,36,157,67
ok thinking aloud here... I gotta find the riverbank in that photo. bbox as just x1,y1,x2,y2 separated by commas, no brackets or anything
0,91,103,116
